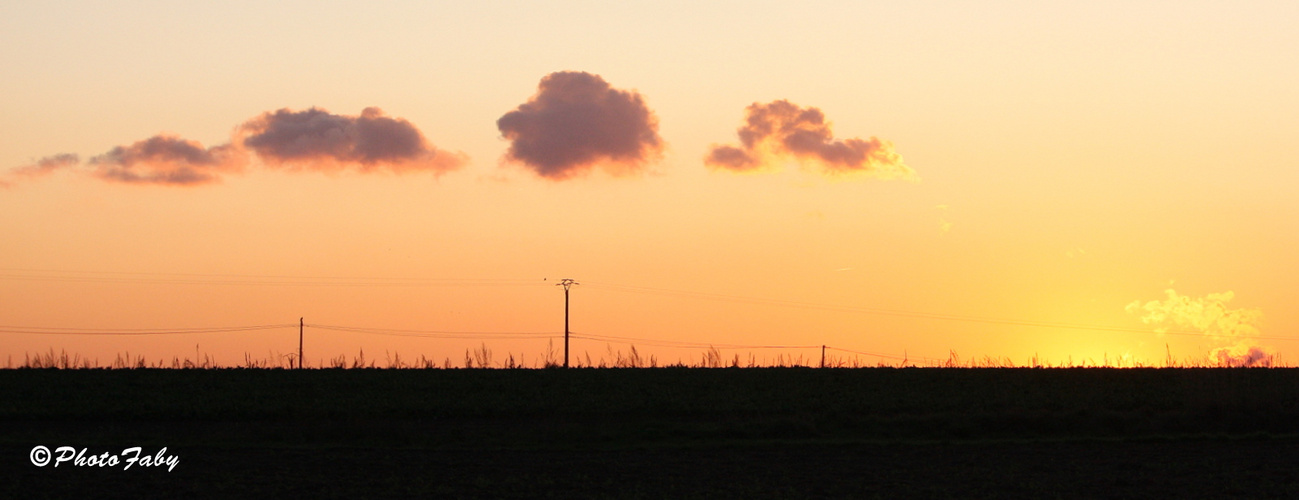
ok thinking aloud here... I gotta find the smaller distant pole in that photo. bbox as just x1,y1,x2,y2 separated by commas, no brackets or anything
299,317,304,370
821,345,826,368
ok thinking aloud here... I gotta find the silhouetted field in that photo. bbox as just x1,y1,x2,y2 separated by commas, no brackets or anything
4,368,1299,498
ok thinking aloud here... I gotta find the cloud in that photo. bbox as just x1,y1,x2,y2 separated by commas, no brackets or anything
2,153,80,188
11,107,465,188
239,107,465,173
1126,288,1271,366
1126,289,1262,338
935,204,953,234
497,71,663,180
14,153,80,176
706,100,914,179
89,135,243,186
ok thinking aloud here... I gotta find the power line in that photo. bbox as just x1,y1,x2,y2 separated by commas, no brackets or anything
0,268,547,288
572,332,821,350
307,323,561,339
826,346,940,362
570,333,945,364
0,324,296,336
3,269,1289,341
5,271,1296,364
582,281,1299,341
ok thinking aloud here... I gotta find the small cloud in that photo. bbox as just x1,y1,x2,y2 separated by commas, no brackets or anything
497,71,663,180
89,135,243,186
706,100,914,180
935,204,952,234
239,107,465,174
704,145,759,172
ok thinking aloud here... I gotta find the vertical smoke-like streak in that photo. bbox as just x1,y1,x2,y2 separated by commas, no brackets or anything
1126,289,1271,366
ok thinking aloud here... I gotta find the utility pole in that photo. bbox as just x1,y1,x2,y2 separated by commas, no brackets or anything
299,317,304,370
821,345,826,368
557,279,578,368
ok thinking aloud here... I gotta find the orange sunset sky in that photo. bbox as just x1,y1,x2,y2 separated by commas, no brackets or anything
2,1,1296,367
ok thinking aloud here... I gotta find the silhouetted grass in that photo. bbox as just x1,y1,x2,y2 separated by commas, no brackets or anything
7,345,1282,370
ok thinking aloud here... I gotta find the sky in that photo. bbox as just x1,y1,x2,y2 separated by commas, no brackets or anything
2,0,1297,367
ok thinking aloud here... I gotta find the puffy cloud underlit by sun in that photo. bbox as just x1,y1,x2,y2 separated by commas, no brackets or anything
706,100,914,180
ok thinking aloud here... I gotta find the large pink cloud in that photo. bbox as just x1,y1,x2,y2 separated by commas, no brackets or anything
497,71,663,180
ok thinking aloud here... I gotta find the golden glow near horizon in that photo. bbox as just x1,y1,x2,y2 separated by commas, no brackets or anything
2,1,1297,367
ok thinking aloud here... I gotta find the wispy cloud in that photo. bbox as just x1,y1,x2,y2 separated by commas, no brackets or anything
89,136,243,185
8,107,464,187
497,71,663,180
707,100,914,180
935,204,953,234
2,153,81,188
13,153,80,177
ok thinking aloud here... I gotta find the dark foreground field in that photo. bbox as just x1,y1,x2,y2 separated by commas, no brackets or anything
3,368,1299,498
